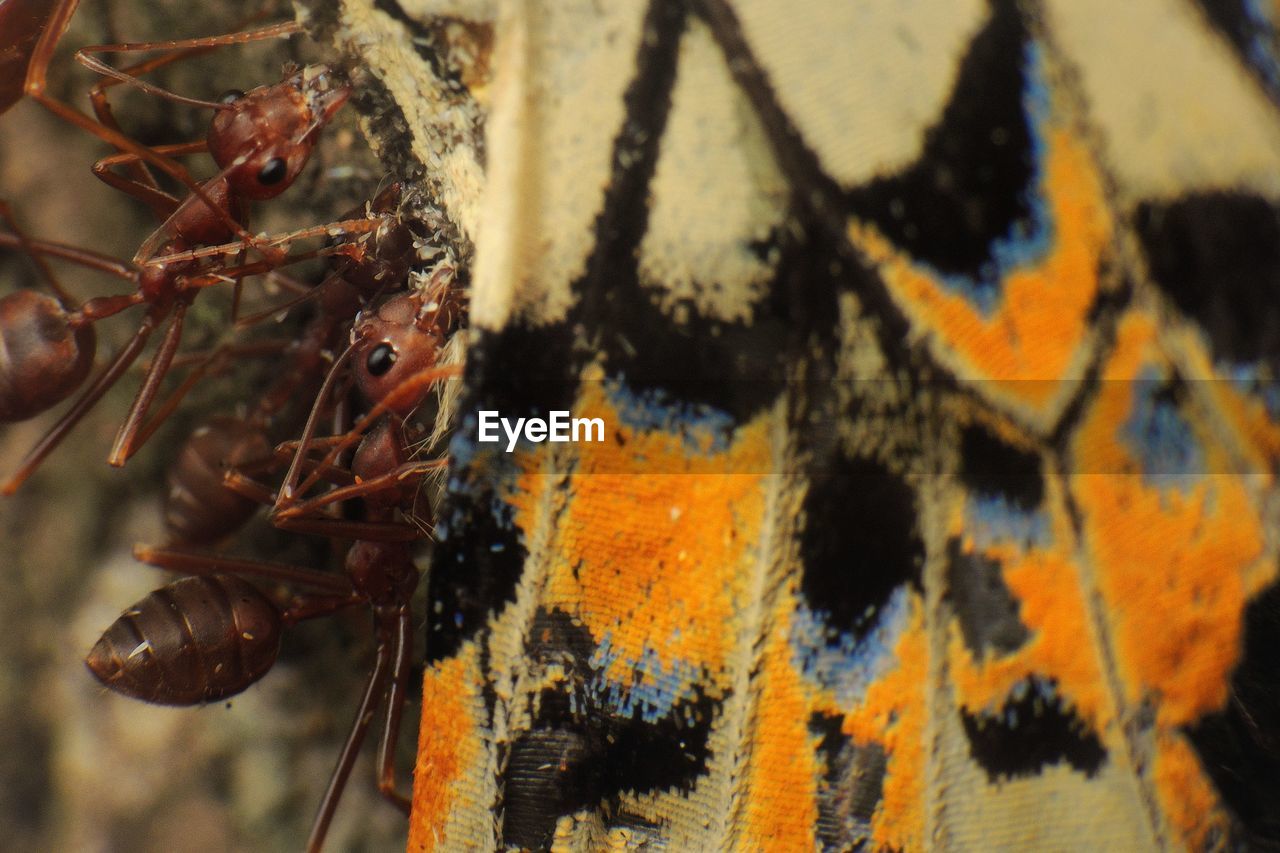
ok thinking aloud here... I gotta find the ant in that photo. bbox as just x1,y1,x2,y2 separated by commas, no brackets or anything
0,45,352,493
7,0,328,261
159,184,433,545
0,0,60,117
86,542,414,853
86,281,464,851
268,274,464,536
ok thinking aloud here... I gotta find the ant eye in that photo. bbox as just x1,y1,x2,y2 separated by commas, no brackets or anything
366,343,397,377
218,89,245,105
257,158,288,186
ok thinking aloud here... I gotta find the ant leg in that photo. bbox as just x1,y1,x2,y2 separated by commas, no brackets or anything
1,304,160,495
280,594,364,625
108,276,297,464
275,435,356,454
227,248,250,323
220,471,387,529
236,268,345,327
130,336,295,452
276,459,448,520
108,299,190,465
221,457,358,510
222,440,357,497
295,365,464,499
278,343,358,505
141,217,384,268
0,229,139,284
225,269,316,325
91,142,205,221
133,544,354,595
174,242,356,293
375,607,414,814
274,454,358,488
305,628,396,853
85,37,230,190
0,0,63,114
0,200,75,306
273,515,424,543
81,7,276,130
73,21,302,112
18,0,79,110
23,85,241,255
261,267,315,298
221,471,280,505
23,8,258,262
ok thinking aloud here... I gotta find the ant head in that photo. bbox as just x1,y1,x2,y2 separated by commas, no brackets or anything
207,65,350,201
329,183,420,297
0,290,95,422
350,292,449,415
341,219,419,297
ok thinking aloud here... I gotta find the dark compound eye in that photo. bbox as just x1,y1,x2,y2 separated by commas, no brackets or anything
366,343,397,377
218,89,245,105
257,157,287,186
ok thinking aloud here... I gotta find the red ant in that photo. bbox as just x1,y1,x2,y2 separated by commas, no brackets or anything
86,280,464,851
0,44,352,493
159,184,431,545
203,274,463,548
265,267,465,535
7,0,330,260
0,0,60,116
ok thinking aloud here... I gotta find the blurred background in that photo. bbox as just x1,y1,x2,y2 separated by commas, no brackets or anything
0,2,418,849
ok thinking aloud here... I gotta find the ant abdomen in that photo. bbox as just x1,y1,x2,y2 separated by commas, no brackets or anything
164,416,272,544
0,289,95,422
85,574,282,706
